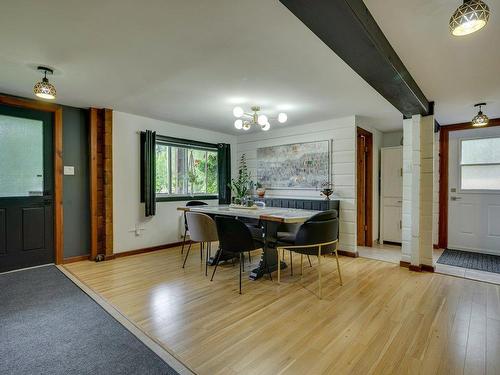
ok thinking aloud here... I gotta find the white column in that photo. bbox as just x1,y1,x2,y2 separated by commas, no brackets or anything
401,114,435,268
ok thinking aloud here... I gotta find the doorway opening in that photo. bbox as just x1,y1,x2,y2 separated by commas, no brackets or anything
356,127,373,247
436,119,500,284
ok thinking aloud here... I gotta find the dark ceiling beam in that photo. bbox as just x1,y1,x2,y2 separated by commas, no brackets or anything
280,0,431,118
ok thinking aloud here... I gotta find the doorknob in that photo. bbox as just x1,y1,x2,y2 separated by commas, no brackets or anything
450,196,462,201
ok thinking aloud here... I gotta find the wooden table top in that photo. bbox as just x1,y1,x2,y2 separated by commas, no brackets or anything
177,204,318,223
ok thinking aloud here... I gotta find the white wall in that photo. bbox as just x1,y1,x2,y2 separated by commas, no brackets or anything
236,116,357,252
382,130,403,147
112,111,237,253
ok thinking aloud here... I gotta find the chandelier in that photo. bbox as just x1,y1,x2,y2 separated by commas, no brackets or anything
449,0,490,36
232,106,287,131
471,102,489,127
33,66,57,100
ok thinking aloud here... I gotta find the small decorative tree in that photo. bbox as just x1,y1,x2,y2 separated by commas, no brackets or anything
230,154,252,203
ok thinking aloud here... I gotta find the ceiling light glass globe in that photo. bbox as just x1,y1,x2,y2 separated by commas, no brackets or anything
262,122,270,131
257,114,268,126
243,122,251,131
278,112,287,123
234,119,243,129
233,106,244,118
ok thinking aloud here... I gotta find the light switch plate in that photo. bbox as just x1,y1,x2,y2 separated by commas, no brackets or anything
64,166,75,175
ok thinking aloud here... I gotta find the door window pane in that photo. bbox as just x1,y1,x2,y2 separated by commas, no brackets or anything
461,165,500,190
0,115,43,197
461,137,500,164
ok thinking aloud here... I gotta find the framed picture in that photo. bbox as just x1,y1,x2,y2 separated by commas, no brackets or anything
257,140,330,189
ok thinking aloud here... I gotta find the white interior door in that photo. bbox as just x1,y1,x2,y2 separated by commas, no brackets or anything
448,127,500,255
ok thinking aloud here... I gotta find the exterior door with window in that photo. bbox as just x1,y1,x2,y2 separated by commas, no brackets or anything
0,105,54,272
448,128,500,256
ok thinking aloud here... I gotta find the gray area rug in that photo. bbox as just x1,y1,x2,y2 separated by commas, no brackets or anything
0,266,179,375
437,248,500,274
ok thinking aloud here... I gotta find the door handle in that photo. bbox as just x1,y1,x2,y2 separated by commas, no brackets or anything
450,196,462,201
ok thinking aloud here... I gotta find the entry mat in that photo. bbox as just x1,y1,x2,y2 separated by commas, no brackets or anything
437,248,500,274
0,266,179,375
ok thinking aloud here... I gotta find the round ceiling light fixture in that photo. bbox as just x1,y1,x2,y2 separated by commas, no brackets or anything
33,66,57,100
231,105,288,131
449,0,490,36
471,102,489,127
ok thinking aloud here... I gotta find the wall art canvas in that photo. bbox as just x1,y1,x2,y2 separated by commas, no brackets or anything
257,140,330,189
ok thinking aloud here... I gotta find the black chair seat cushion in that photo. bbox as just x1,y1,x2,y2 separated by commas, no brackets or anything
276,231,297,244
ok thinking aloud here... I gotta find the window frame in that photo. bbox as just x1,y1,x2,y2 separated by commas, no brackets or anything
155,135,219,202
458,136,500,193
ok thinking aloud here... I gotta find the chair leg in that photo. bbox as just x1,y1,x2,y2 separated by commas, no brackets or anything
248,251,251,264
300,254,303,277
182,241,193,268
205,242,210,277
334,249,343,286
210,249,223,281
307,255,312,267
277,247,281,285
181,229,187,254
318,246,322,299
239,252,243,294
290,251,293,276
242,253,245,272
200,242,204,262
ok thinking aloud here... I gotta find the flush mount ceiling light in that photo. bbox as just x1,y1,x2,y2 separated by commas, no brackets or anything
471,102,489,127
232,105,287,131
33,66,56,100
450,0,490,36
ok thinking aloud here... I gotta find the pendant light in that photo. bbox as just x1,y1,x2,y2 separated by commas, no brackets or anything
449,0,490,36
471,103,489,127
33,66,57,100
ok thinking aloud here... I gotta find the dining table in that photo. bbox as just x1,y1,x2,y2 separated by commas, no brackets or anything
177,204,319,280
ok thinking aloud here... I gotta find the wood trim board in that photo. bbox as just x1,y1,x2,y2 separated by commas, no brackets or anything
356,127,373,246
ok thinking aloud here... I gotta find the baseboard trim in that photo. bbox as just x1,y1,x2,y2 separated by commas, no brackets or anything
63,255,90,264
401,262,435,273
409,264,422,272
338,250,359,258
113,241,192,259
421,264,435,273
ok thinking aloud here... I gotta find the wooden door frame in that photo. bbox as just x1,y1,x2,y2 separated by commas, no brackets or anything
0,94,63,264
356,127,373,246
438,117,500,249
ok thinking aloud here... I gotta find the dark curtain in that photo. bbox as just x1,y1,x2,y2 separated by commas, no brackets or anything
140,130,156,216
217,143,231,204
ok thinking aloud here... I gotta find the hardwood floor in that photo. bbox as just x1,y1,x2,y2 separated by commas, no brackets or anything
64,245,500,375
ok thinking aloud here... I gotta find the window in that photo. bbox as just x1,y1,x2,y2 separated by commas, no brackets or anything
460,137,500,190
155,138,218,199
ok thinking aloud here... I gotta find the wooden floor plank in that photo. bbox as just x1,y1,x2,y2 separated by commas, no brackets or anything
64,245,500,375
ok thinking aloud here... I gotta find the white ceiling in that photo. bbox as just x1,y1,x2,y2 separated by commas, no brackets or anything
364,0,500,126
0,0,403,134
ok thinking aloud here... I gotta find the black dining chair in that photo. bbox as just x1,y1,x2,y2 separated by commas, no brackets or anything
210,216,266,294
181,201,208,254
276,209,339,271
277,216,342,299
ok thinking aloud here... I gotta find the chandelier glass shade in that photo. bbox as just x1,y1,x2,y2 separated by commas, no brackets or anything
471,103,489,127
232,105,287,131
33,66,56,100
449,0,490,36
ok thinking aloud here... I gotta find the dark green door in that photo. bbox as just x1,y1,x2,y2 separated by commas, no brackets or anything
0,104,54,272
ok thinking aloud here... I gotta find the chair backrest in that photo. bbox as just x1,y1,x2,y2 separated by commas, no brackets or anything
184,201,208,230
294,218,339,255
186,212,218,242
215,216,256,253
305,209,338,223
186,201,208,207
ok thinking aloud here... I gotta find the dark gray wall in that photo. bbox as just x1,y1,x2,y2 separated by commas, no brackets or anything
62,106,90,258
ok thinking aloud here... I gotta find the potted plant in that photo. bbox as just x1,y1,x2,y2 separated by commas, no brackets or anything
229,154,252,205
255,182,266,198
